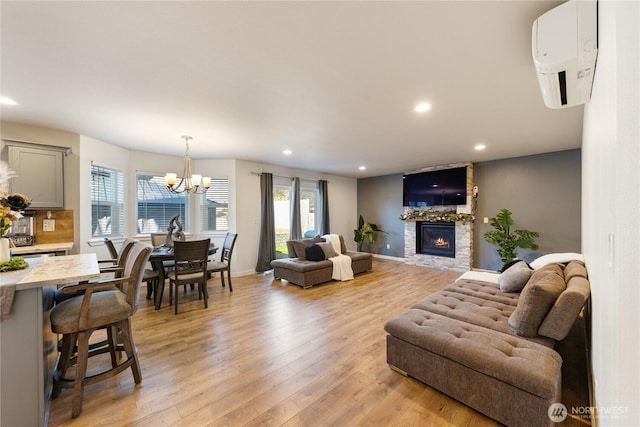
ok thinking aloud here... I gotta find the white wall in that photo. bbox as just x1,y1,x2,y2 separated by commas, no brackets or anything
582,1,639,424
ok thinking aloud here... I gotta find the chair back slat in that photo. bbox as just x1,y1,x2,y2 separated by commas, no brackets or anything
174,239,210,276
221,233,238,264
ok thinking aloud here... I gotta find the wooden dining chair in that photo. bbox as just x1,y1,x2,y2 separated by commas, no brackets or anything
50,242,152,418
102,237,158,300
206,232,238,292
167,239,210,315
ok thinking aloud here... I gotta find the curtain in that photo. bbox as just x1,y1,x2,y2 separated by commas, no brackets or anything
290,177,302,240
319,179,330,235
255,173,275,273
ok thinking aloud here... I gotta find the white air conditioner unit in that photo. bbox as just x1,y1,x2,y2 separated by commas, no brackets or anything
532,0,598,109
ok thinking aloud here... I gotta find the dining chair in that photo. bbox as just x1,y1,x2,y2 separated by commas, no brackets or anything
167,238,210,315
50,242,152,418
102,237,158,300
55,238,137,304
206,232,238,292
150,232,166,247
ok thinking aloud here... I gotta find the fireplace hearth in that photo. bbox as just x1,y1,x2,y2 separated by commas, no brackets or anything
416,221,455,258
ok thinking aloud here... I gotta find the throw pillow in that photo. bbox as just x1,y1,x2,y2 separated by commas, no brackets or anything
498,261,533,292
529,252,584,269
291,235,323,260
317,241,339,259
500,259,525,273
305,244,326,262
508,271,566,337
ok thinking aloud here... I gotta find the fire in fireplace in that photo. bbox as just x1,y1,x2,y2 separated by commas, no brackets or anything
416,221,456,258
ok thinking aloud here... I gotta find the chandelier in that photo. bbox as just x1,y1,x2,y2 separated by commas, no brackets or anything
164,136,211,194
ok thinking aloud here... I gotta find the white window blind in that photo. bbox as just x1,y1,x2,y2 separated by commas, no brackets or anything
136,173,190,234
199,178,229,232
91,164,125,238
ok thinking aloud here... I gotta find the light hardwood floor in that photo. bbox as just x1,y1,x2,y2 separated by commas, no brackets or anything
48,259,588,426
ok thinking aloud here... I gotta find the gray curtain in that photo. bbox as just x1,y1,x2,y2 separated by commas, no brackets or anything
319,179,330,235
255,173,275,272
290,177,302,240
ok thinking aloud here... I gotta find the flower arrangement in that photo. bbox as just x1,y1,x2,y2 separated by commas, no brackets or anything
0,161,31,237
399,211,475,223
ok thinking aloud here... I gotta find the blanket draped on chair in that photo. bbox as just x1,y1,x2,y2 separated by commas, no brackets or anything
322,234,353,281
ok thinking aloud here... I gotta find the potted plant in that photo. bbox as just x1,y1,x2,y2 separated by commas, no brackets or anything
483,208,540,265
354,215,383,252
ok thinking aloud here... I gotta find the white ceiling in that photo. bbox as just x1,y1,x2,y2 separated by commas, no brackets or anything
0,1,584,178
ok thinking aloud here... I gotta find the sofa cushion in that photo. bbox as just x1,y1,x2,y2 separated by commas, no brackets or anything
529,252,584,269
508,271,566,338
290,235,323,260
538,275,591,340
270,258,332,272
305,244,326,261
498,261,533,293
384,309,562,400
317,241,339,259
563,260,588,281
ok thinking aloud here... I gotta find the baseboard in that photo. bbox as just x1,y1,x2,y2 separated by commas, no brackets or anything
372,254,405,262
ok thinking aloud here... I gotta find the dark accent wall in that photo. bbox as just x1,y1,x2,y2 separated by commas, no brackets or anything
474,149,581,270
356,149,581,269
356,173,404,257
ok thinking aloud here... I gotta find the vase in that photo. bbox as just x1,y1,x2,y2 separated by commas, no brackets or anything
0,237,10,262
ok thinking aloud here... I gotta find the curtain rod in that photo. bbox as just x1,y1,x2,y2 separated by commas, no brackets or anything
250,171,328,184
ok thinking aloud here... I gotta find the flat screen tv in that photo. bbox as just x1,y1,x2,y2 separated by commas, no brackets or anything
403,166,467,207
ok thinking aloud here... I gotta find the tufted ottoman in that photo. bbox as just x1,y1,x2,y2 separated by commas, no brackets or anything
384,309,562,427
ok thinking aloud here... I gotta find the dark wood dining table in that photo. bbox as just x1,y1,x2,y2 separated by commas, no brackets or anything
149,243,217,310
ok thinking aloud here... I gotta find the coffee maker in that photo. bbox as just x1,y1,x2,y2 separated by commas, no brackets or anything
7,210,35,246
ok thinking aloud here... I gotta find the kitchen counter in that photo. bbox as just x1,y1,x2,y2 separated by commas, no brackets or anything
11,241,74,256
0,253,99,427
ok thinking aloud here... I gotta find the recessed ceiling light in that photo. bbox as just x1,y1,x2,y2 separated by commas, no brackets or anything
414,102,432,113
283,149,292,155
0,96,18,106
358,166,366,171
474,143,486,151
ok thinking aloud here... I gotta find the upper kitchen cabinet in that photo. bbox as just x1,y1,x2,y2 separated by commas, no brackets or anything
4,140,70,209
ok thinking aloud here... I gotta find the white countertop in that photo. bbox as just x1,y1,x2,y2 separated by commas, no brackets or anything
1,253,99,290
11,242,74,255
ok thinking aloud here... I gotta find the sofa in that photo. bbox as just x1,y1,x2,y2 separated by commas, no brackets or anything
384,253,591,426
270,235,373,288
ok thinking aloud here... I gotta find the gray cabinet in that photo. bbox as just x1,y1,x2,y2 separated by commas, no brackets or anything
5,141,68,209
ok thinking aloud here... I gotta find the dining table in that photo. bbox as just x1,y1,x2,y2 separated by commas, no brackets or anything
149,243,217,310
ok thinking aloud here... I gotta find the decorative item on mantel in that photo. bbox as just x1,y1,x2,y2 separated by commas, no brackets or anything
0,161,31,264
399,210,475,223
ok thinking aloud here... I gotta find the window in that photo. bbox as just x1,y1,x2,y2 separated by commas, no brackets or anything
273,179,320,258
199,178,229,232
300,187,319,237
91,164,125,238
273,185,291,259
136,173,189,234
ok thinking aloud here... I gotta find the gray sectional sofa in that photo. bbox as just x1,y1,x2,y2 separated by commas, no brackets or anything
384,255,591,426
271,235,372,288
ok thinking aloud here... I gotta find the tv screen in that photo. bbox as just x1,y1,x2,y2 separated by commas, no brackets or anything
403,167,467,207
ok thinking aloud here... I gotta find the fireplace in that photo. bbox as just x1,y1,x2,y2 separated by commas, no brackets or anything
416,221,455,258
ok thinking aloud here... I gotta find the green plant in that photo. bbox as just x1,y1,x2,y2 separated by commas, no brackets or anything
354,215,383,252
483,208,540,264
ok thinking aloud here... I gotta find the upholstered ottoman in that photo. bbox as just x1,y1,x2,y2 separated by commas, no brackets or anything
384,309,562,427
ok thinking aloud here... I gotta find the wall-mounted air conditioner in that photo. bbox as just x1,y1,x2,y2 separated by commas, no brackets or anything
532,0,598,109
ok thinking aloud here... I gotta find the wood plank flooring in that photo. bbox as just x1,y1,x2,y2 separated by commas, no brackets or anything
48,259,589,426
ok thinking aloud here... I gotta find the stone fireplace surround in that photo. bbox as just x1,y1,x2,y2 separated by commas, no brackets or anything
402,162,473,272
404,219,472,272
